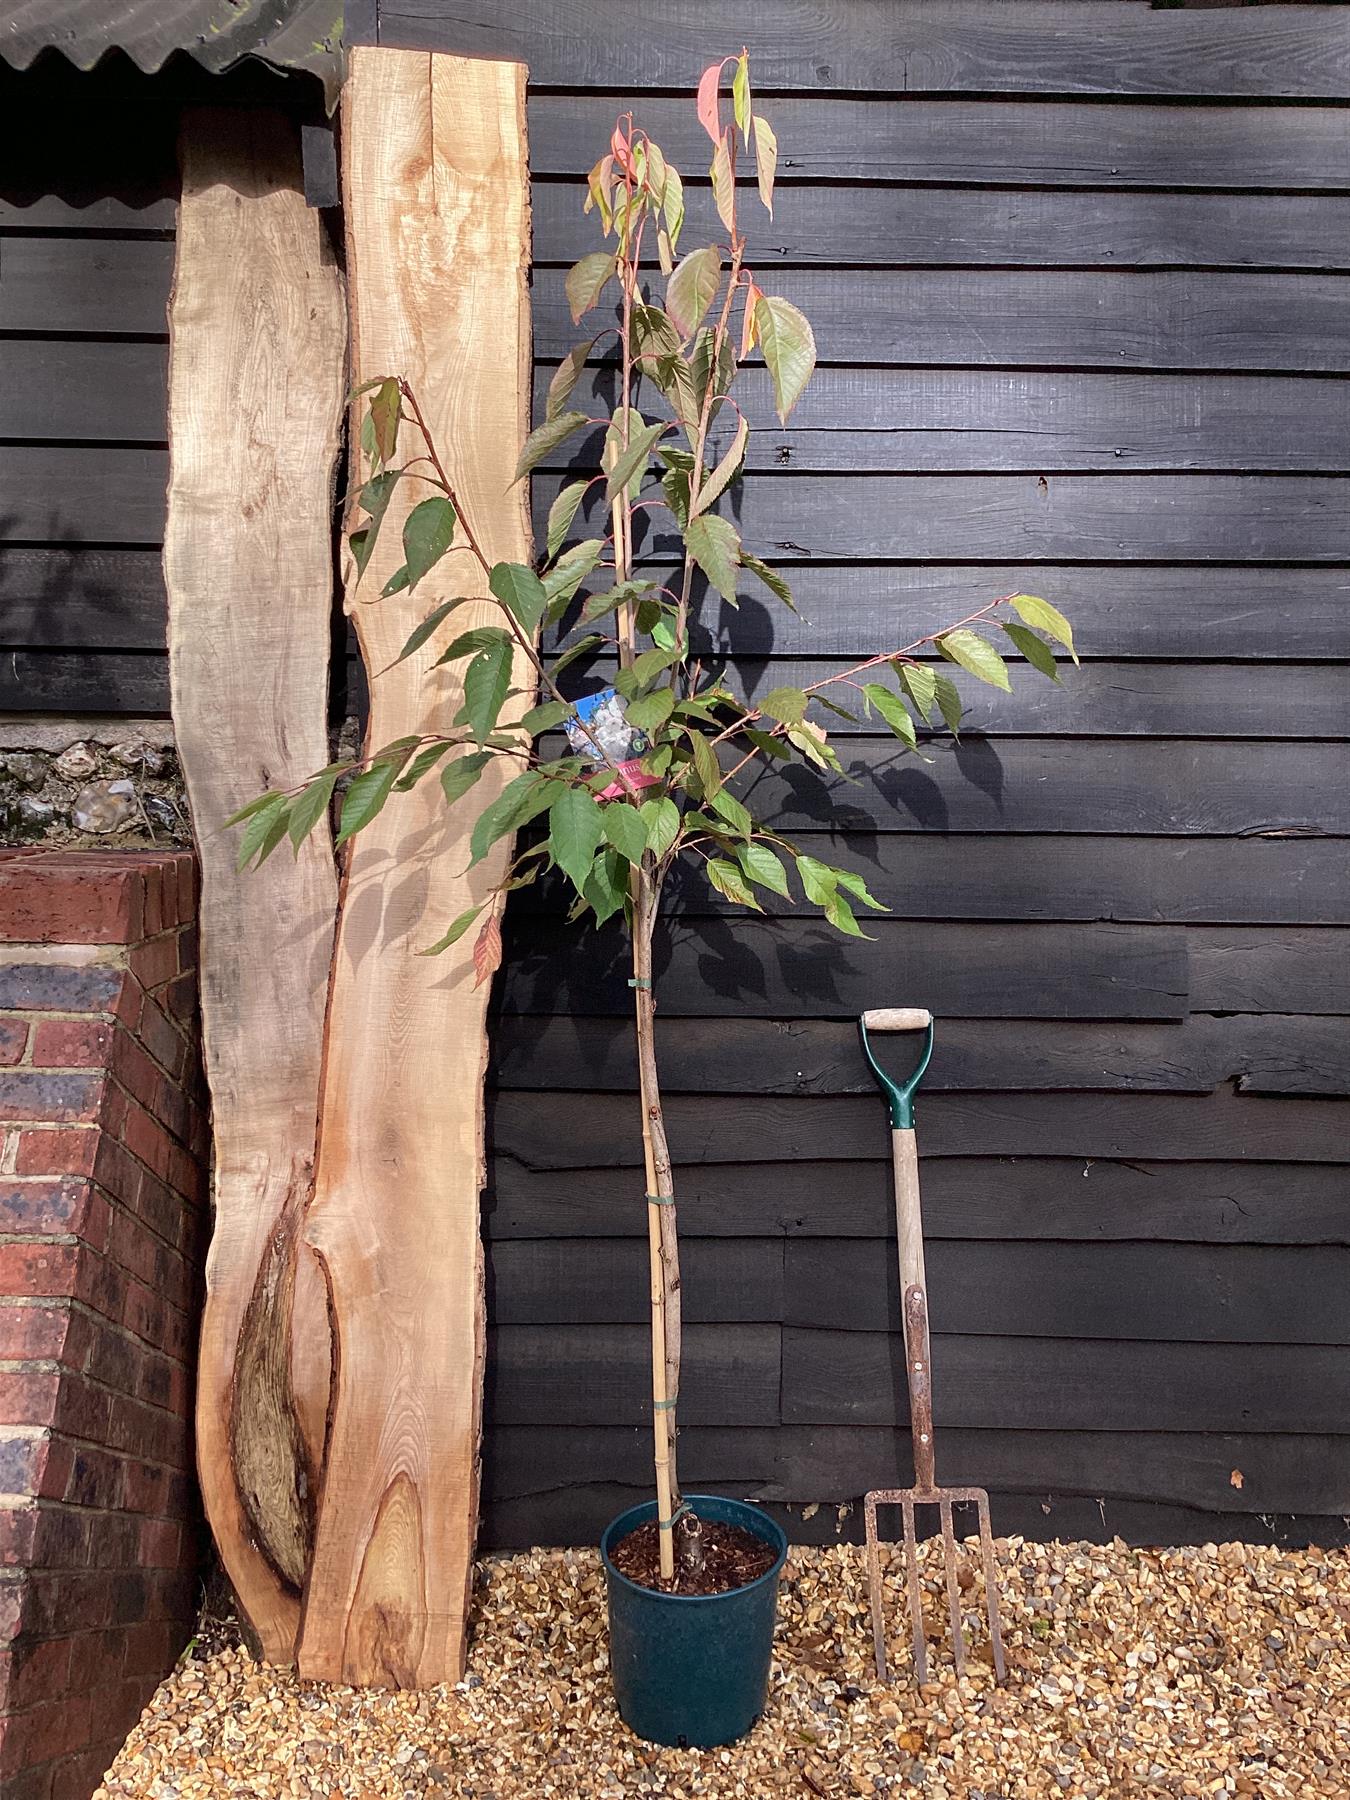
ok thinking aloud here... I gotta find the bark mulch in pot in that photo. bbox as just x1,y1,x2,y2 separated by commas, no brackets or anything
611,1517,778,1595
96,1536,1350,1799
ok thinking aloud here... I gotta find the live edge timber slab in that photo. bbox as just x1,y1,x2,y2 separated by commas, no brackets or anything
299,47,533,1687
165,110,346,1661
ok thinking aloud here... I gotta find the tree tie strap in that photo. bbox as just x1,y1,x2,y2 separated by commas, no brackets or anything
658,1500,694,1532
646,1192,675,1205
653,1394,678,1410
628,976,653,989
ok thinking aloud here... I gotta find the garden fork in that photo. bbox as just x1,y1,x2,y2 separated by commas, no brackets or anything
859,1008,1006,1686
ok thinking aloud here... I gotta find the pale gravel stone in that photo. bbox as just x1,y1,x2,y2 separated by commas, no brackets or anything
96,1538,1350,1800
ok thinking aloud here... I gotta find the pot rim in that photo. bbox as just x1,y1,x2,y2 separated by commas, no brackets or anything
599,1492,788,1606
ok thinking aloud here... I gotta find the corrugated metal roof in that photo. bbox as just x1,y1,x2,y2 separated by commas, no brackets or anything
0,0,344,107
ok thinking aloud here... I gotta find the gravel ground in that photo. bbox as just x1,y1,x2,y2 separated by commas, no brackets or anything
97,1536,1350,1800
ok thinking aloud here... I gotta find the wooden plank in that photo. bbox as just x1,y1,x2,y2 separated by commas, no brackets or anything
0,196,176,229
781,1330,1350,1433
783,1241,1350,1345
534,269,1349,372
0,236,174,333
567,659,1350,740
490,1089,1350,1168
487,1240,784,1325
0,653,170,716
165,109,345,1666
0,552,168,651
492,1014,1350,1099
535,471,1350,564
377,1,1350,99
536,183,1350,271
487,1156,1350,1244
484,1424,1350,1517
498,920,1188,1020
538,366,1350,474
722,740,1350,837
0,446,167,543
0,340,167,441
1189,928,1350,1016
487,1325,781,1427
300,47,533,1691
527,97,1350,190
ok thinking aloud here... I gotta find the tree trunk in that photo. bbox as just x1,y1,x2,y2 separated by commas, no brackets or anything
632,867,682,1581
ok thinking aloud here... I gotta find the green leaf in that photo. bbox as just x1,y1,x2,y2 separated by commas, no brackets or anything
933,673,964,737
285,768,339,849
514,411,589,484
1002,620,1061,681
787,721,839,770
685,512,742,605
1010,593,1078,665
547,480,589,560
382,564,412,597
566,251,617,324
224,788,285,829
548,785,605,891
737,840,790,898
709,788,752,839
394,742,453,791
581,579,658,625
757,685,807,726
834,866,887,912
743,727,789,761
897,663,937,720
692,414,748,516
625,688,676,733
543,538,606,608
468,772,553,864
632,304,686,361
664,164,685,251
546,341,595,421
368,377,401,465
550,632,604,678
752,114,777,217
823,891,868,938
862,683,918,748
439,751,492,805
640,796,681,858
755,295,816,424
489,561,548,635
631,642,681,686
604,419,668,502
796,854,837,906
740,551,796,612
690,729,723,797
732,52,752,142
335,759,399,847
235,792,287,869
520,698,570,735
419,904,486,956
602,803,648,866
710,132,736,235
462,638,515,743
937,628,1011,691
401,496,456,590
666,246,721,340
434,624,514,666
349,469,401,579
707,857,761,910
583,847,629,925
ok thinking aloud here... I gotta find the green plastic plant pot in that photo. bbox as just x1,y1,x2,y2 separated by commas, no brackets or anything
600,1493,788,1748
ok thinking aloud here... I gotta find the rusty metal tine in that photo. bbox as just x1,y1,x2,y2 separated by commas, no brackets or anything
901,1495,926,1686
976,1490,1007,1683
938,1498,966,1678
864,1493,889,1683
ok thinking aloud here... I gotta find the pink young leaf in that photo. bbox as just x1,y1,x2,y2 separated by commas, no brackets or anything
473,912,503,989
696,60,726,144
710,129,736,235
740,280,764,359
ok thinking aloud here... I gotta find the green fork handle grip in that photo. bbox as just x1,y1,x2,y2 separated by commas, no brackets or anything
859,1012,934,1130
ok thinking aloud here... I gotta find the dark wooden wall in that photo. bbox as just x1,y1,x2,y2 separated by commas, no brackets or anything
7,5,1350,1547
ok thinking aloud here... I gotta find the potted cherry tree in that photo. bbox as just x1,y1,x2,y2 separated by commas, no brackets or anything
234,55,1075,1748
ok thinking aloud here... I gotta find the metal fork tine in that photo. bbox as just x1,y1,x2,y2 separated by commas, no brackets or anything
938,1498,965,1678
865,1493,889,1683
901,1495,927,1686
976,1490,1007,1683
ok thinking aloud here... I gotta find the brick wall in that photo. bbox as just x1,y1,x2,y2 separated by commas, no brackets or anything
0,851,207,1800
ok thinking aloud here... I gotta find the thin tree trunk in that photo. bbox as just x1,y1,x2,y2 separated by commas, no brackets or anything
632,865,681,1582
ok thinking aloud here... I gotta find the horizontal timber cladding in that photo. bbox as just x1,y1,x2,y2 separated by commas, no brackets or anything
491,1015,1350,1098
486,1159,1350,1245
488,1092,1350,1167
375,2,1350,99
488,1237,1350,1345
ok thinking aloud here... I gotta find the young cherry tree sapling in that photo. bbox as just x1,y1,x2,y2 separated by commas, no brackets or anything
231,54,1076,1591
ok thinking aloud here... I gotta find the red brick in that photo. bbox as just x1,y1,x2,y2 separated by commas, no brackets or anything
29,1020,112,1070
127,936,176,992
175,854,198,924
137,1519,180,1569
0,856,146,947
0,1073,106,1127
6,1631,73,1706
134,997,185,1082
140,865,163,940
0,1245,80,1302
0,1177,93,1238
120,1462,170,1518
62,1446,124,1511
118,1618,175,1679
0,1570,26,1640
0,1760,54,1800
0,965,123,1015
0,1372,62,1430
6,1692,91,1764
67,1628,120,1695
164,972,195,1024
14,1130,97,1178
176,925,199,976
90,1134,139,1204
0,1019,28,1066
108,1034,158,1111
0,1305,74,1364
118,1102,172,1183
0,1506,38,1569
53,1742,119,1800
